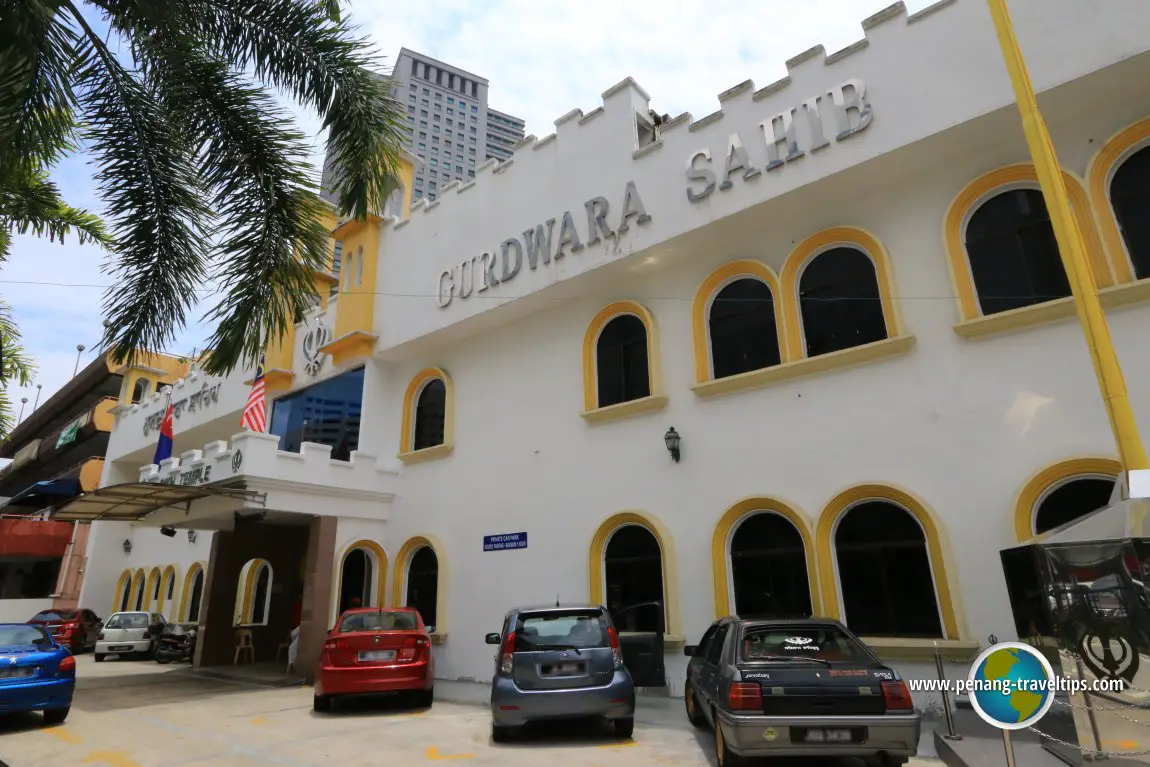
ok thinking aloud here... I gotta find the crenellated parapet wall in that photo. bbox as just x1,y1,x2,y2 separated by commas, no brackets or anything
373,0,1150,356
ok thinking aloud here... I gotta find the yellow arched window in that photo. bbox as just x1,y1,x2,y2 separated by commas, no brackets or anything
1013,457,1121,542
181,562,207,623
334,539,388,625
581,301,667,422
113,569,133,613
399,368,454,463
235,559,273,626
817,485,958,640
130,569,146,611
691,261,787,385
588,512,680,638
391,536,447,634
1088,117,1150,284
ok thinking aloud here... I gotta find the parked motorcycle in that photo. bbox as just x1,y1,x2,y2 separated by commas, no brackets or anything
154,623,197,664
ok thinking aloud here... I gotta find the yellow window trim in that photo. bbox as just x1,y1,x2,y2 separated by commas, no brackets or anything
581,300,666,413
692,335,916,400
112,569,131,613
318,330,378,368
390,534,449,636
1013,456,1121,543
816,484,961,641
399,367,455,459
778,227,902,362
333,539,388,625
943,164,1115,324
580,394,669,424
1087,116,1150,286
588,511,681,638
157,565,178,615
144,567,162,610
181,561,206,623
711,498,820,620
691,260,789,385
129,569,145,609
952,279,1150,340
239,559,272,625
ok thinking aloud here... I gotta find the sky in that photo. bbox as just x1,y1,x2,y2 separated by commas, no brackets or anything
4,0,938,419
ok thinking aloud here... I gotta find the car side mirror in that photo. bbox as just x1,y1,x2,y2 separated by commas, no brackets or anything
485,633,500,645
683,645,698,657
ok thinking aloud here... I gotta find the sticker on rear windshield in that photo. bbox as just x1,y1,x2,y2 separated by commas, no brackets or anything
872,670,894,680
783,636,819,651
828,669,868,677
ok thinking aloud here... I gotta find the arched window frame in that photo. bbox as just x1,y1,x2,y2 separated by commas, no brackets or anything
581,301,667,423
113,569,132,613
130,377,150,404
157,565,179,617
588,512,681,640
181,561,207,623
1088,117,1150,285
235,559,274,627
711,497,819,620
816,484,960,641
130,568,146,611
332,539,388,626
391,535,448,639
691,261,788,385
945,164,1115,331
399,367,454,463
779,227,901,362
1013,457,1121,542
144,567,162,610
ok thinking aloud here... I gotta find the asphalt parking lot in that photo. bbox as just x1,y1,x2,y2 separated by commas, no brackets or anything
0,655,941,767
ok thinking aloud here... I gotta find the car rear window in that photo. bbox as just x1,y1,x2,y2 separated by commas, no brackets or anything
104,613,148,629
338,611,419,632
741,625,872,663
0,625,51,646
515,611,608,650
31,610,76,621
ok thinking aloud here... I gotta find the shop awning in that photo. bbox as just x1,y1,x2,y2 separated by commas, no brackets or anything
49,482,260,523
0,518,74,557
4,478,83,508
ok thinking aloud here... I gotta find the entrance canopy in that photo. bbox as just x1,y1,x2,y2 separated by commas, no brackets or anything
4,478,83,509
50,481,261,523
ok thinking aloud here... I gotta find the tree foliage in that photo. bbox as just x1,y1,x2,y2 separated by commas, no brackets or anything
0,0,405,431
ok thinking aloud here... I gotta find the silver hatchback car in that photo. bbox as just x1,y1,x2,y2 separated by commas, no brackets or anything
486,604,640,742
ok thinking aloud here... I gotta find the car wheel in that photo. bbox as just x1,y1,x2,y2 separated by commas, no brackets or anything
416,687,434,708
94,653,105,663
492,723,516,743
714,716,746,766
685,683,708,729
42,707,70,725
313,693,332,713
612,717,634,739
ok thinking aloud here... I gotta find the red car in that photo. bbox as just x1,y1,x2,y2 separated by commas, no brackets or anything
28,609,103,654
314,607,435,712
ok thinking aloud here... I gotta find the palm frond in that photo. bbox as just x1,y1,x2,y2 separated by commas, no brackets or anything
0,296,37,440
0,166,110,251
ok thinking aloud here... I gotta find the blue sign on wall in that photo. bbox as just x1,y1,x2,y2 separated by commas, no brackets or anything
484,532,527,552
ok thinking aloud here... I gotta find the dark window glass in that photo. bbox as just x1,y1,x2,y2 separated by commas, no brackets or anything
798,247,887,357
30,610,77,621
596,314,650,407
131,379,149,404
106,613,148,629
339,548,371,613
1111,146,1150,280
0,625,50,646
166,575,175,600
134,581,145,611
516,611,608,649
835,501,943,638
119,580,130,612
413,379,446,450
269,367,364,461
741,624,871,663
705,623,729,665
966,189,1071,315
604,525,664,633
730,513,812,618
187,571,204,623
694,622,720,657
709,278,781,378
406,547,439,630
339,610,418,632
1035,477,1116,535
252,566,270,624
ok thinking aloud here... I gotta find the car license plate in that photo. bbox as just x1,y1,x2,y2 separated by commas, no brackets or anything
358,650,396,662
804,729,852,743
0,667,34,678
544,662,583,676
109,645,133,652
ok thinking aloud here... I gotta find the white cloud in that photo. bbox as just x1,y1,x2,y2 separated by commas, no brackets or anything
3,0,935,417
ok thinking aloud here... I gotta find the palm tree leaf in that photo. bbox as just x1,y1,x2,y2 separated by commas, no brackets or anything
0,166,110,250
0,295,37,439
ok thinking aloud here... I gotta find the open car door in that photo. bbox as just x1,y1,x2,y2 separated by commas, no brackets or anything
610,601,665,687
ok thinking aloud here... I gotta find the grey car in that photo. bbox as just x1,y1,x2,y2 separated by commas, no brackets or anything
684,617,920,766
485,604,650,742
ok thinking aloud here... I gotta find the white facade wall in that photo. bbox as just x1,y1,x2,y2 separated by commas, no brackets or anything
0,599,53,623
80,0,1150,704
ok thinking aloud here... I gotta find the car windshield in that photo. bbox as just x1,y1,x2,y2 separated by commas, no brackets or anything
338,611,419,632
104,613,148,629
741,625,872,664
516,611,608,650
0,625,51,646
30,610,76,622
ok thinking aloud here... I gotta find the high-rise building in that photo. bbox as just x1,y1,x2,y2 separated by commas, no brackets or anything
385,48,526,202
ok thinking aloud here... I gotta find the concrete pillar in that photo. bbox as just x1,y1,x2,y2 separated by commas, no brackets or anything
296,515,337,682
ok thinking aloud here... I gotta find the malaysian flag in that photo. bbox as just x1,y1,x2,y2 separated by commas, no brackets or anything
241,356,267,432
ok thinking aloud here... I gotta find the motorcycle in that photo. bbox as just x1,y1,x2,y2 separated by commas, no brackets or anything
154,623,197,664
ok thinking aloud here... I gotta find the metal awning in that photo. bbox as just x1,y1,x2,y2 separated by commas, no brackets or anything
4,478,83,508
50,482,261,522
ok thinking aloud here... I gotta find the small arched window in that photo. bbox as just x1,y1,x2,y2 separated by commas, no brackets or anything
185,568,205,623
730,513,811,618
965,189,1070,316
1035,477,1116,536
413,379,446,450
834,501,943,638
131,378,149,404
251,565,271,625
604,525,665,634
1110,145,1150,280
798,247,888,357
709,278,781,378
596,315,650,408
406,547,439,631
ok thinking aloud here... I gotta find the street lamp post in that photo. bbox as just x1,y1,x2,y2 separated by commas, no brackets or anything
985,0,1148,472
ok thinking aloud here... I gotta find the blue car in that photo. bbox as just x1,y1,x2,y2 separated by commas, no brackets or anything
0,623,76,724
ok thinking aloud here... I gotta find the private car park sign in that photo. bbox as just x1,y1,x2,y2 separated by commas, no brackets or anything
483,532,527,552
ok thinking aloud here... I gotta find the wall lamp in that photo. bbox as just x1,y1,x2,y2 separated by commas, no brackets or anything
664,427,681,463
122,539,132,554
187,529,197,543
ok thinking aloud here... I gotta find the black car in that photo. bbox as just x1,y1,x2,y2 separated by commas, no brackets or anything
683,617,920,766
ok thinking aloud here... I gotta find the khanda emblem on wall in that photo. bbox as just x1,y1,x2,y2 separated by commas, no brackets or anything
302,324,332,377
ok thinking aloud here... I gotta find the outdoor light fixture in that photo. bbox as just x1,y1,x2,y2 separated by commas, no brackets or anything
664,427,681,463
160,526,176,538
122,539,132,554
187,529,197,543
